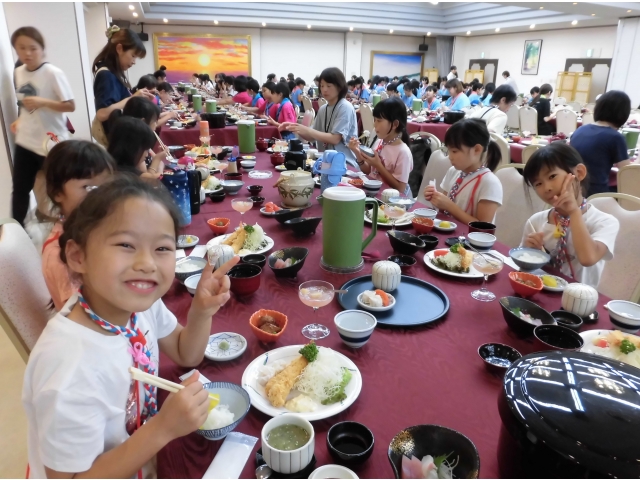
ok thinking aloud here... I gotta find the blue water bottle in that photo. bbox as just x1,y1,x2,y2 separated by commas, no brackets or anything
161,169,191,226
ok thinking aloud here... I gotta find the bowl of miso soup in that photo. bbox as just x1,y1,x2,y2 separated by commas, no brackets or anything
261,413,315,475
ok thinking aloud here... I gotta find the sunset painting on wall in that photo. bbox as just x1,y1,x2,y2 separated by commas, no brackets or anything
153,34,251,83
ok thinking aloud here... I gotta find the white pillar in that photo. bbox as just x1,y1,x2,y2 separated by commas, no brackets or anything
609,18,640,107
344,32,363,79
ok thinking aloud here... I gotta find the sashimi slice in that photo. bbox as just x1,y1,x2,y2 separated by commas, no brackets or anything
401,455,425,479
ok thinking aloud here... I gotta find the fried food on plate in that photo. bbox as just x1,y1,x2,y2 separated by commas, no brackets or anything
265,356,309,407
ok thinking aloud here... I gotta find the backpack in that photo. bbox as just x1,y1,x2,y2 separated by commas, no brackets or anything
408,135,434,197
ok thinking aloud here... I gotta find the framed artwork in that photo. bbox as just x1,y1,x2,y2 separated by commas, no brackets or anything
521,39,542,75
153,33,251,83
370,51,424,80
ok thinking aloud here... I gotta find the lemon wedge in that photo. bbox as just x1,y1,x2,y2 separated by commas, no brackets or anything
542,275,557,288
207,393,220,412
440,221,451,229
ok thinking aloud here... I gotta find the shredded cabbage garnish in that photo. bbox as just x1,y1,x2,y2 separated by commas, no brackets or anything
242,223,265,251
294,348,346,403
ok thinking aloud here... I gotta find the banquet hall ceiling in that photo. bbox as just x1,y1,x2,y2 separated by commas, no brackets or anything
108,1,639,36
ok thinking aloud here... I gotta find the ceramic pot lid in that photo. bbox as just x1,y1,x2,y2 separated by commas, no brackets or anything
503,351,640,477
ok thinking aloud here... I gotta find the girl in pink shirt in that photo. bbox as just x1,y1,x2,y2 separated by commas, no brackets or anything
349,97,413,195
217,75,252,106
41,140,114,310
267,82,297,140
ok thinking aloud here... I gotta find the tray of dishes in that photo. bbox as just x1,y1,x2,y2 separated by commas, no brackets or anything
337,275,449,327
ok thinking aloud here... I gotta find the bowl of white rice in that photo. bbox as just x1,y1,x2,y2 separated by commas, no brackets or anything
197,382,251,441
509,247,550,272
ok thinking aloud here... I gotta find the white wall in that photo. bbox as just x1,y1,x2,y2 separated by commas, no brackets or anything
344,32,363,79
361,34,437,80
609,18,640,108
0,4,16,218
3,2,93,140
453,26,617,96
84,3,109,69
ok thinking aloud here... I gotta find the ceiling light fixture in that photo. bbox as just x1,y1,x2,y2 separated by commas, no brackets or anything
466,30,471,35
307,24,311,29
539,6,544,9
214,20,219,24
390,29,394,33
530,24,535,28
573,2,577,4
628,10,632,13
495,27,500,32
261,22,266,26
349,26,353,31
430,1,439,4
129,4,134,10
163,18,168,23
572,20,578,25
591,13,595,16
427,32,431,36
132,12,138,17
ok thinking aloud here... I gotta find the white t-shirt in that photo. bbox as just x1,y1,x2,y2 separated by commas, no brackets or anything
440,166,503,221
447,72,457,81
468,106,507,135
503,76,519,95
23,294,177,478
520,204,619,288
14,63,74,156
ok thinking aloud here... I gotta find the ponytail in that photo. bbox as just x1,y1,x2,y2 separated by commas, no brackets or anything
485,141,501,172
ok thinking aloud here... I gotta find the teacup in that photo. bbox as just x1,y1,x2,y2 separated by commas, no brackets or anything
261,414,315,475
468,221,496,235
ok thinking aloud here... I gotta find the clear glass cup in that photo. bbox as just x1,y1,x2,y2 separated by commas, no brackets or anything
298,280,334,339
381,204,406,232
471,253,504,302
231,198,253,216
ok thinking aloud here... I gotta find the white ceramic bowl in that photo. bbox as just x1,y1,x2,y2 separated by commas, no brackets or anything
467,232,496,248
356,292,395,312
184,274,201,295
509,247,550,271
196,382,251,441
308,465,359,479
334,310,377,348
220,180,244,196
240,160,256,170
262,414,315,475
413,208,438,220
606,300,640,333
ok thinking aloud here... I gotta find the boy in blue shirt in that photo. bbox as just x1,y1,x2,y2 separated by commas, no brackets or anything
291,77,306,110
423,86,441,111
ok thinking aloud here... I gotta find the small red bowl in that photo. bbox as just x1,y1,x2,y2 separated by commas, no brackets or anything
512,136,522,143
412,217,434,234
508,271,543,298
256,139,269,152
224,172,243,181
228,264,262,296
270,153,285,166
207,217,230,235
249,309,288,343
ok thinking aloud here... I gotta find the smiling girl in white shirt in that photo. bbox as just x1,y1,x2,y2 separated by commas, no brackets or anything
23,175,239,478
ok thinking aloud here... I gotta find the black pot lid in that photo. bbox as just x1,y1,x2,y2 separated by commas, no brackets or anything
503,351,640,477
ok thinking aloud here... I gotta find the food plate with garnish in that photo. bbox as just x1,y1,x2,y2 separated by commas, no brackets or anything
206,223,274,257
177,234,199,249
357,290,395,312
205,332,247,361
580,329,640,369
539,274,569,292
364,209,414,227
423,246,484,279
241,342,362,421
433,219,457,232
260,202,282,216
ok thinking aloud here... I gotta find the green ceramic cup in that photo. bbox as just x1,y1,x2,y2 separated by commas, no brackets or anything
206,100,217,113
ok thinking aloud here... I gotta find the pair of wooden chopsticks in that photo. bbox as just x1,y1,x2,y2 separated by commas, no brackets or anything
154,132,172,159
129,367,219,402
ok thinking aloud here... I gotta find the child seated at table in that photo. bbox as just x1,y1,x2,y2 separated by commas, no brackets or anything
386,82,400,98
443,79,471,111
217,75,252,106
266,82,297,140
41,140,114,311
401,80,419,109
424,118,503,224
108,116,164,180
23,175,239,479
349,97,413,196
423,86,441,111
520,143,619,288
292,77,306,110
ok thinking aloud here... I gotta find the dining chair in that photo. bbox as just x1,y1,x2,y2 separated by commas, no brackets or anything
359,104,375,143
554,96,567,106
581,112,594,125
489,133,510,166
555,109,578,135
567,101,582,112
617,164,640,211
409,131,442,150
0,218,54,363
521,144,543,164
587,193,640,302
300,94,313,113
318,97,328,108
415,148,452,204
584,103,596,112
494,165,547,248
380,92,389,100
506,104,520,131
518,106,537,135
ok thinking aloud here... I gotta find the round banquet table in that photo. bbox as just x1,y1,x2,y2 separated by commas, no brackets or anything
406,121,456,142
159,124,280,148
157,152,615,479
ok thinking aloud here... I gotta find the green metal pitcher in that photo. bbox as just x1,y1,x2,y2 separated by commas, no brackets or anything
622,129,640,152
320,187,378,273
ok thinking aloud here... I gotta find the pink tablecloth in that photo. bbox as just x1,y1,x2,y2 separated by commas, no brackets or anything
312,100,319,112
407,121,452,142
156,152,614,479
159,125,280,147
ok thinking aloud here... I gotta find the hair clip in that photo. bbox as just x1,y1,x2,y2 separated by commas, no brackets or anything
106,25,120,39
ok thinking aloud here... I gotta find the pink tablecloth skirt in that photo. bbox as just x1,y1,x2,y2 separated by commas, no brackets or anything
159,125,280,147
407,121,452,142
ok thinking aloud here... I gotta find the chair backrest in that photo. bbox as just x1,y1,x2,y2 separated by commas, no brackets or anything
359,103,375,138
554,96,567,105
494,166,547,248
380,91,389,100
588,193,640,302
0,219,53,362
584,103,595,112
617,164,640,211
416,148,452,204
506,104,520,130
518,106,538,135
521,144,543,164
294,105,300,118
300,94,313,113
567,101,582,112
555,109,578,135
318,97,328,108
409,131,441,150
489,133,510,166
581,112,594,125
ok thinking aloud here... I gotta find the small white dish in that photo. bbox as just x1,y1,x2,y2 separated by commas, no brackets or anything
205,332,247,361
240,160,256,169
467,232,496,248
275,165,287,171
241,155,256,161
433,219,457,232
260,206,277,216
184,274,201,295
248,170,273,179
356,292,396,312
413,208,438,220
177,234,199,248
308,464,359,479
539,274,568,292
